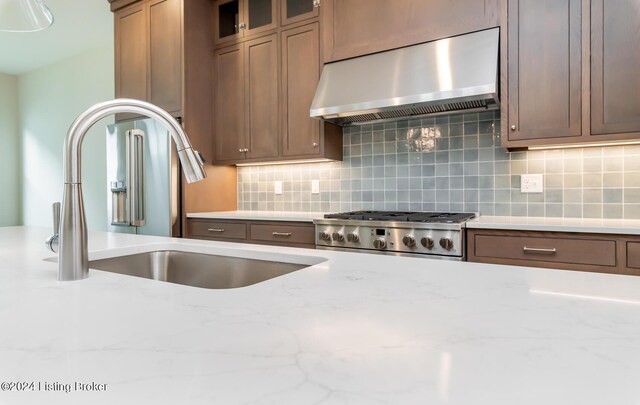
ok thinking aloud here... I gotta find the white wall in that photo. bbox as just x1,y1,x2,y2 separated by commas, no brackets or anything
0,73,20,226
19,46,114,231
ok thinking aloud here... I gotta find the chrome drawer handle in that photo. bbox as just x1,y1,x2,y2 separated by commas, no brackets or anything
523,246,557,254
208,228,225,233
272,232,292,237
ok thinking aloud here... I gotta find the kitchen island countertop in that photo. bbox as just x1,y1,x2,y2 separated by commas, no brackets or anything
1,226,640,404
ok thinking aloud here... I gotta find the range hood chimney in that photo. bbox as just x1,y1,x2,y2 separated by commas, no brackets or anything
310,28,499,126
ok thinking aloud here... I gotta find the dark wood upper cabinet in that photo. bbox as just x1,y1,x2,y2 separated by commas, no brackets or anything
114,3,147,121
591,0,640,136
321,0,499,63
502,0,640,149
244,34,280,159
213,0,277,45
213,35,280,163
148,0,182,115
281,23,320,156
114,0,182,120
211,2,342,164
213,43,246,162
281,0,318,26
505,0,582,143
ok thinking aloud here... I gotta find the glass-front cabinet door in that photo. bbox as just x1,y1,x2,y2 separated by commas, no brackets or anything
281,0,318,26
245,0,277,36
214,0,242,44
214,0,277,44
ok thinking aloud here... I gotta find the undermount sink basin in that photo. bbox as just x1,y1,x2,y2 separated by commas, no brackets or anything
88,250,313,289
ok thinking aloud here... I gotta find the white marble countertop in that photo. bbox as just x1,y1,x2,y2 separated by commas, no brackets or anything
468,215,640,235
187,210,324,222
2,226,640,404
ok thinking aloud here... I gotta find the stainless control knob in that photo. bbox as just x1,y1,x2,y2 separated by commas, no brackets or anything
373,237,387,250
439,237,454,251
402,234,416,248
318,231,331,241
332,232,345,242
421,236,434,249
347,232,360,243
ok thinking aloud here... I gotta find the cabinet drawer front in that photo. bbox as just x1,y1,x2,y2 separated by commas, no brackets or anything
627,242,640,269
250,224,315,245
190,221,247,240
474,234,616,267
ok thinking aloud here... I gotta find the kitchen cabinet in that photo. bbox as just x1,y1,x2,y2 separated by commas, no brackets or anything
502,0,640,149
213,34,280,163
213,43,246,162
505,0,582,143
148,0,182,114
114,3,147,121
114,0,182,120
212,13,342,164
321,0,500,63
590,0,640,137
187,218,316,248
111,0,238,233
281,22,320,156
467,229,640,276
213,0,278,45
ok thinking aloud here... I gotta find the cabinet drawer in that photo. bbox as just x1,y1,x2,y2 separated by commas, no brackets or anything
627,242,640,269
250,223,315,245
189,221,247,240
473,234,616,267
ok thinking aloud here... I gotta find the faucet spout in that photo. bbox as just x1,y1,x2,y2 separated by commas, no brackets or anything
58,98,206,281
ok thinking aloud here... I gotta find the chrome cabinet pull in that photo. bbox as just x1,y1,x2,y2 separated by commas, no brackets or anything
208,228,225,233
272,232,292,237
523,246,557,254
313,0,320,7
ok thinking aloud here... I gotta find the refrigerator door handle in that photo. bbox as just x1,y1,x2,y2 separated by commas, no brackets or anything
127,129,146,227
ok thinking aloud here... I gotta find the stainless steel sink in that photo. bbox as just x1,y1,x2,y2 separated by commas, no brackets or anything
88,250,312,289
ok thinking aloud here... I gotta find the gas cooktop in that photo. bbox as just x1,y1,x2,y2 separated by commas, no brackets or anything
323,210,476,223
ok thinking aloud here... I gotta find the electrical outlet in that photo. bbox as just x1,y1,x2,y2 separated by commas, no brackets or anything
274,181,283,195
521,174,543,193
311,179,320,194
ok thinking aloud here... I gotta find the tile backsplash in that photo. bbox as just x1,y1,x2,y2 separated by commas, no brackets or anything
237,111,640,219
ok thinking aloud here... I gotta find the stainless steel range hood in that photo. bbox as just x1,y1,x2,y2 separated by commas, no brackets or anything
310,28,500,126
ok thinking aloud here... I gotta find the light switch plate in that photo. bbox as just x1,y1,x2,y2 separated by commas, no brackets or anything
521,174,543,193
311,179,320,194
274,181,283,195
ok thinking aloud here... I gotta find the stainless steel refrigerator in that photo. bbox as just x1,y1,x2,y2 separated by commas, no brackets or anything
106,118,181,237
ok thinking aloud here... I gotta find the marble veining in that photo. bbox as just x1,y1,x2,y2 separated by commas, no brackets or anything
0,227,640,404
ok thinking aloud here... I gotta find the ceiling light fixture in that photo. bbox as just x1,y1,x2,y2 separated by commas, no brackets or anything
0,0,54,32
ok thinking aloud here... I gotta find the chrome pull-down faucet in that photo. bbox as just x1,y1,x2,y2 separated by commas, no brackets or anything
55,99,206,281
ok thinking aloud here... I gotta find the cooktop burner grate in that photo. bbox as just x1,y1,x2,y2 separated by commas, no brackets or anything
324,211,475,223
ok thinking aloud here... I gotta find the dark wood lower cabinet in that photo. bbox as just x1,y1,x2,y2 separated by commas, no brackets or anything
467,229,640,276
186,218,316,249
